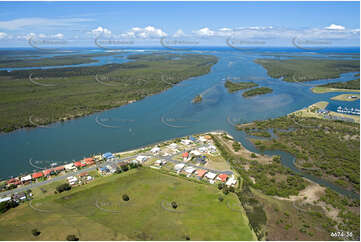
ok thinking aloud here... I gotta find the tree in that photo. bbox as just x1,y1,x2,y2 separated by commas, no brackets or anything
218,196,224,202
56,183,71,193
31,229,41,236
122,194,130,201
217,183,224,190
171,201,178,209
66,235,79,241
120,165,129,172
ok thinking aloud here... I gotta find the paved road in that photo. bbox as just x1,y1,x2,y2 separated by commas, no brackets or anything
0,144,233,197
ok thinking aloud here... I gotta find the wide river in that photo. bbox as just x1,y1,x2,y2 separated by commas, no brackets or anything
0,47,359,198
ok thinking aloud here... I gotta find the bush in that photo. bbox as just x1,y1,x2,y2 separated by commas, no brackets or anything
217,183,224,190
218,196,224,202
120,165,129,172
66,235,79,241
56,183,71,193
171,201,178,209
31,229,41,236
122,194,130,201
251,153,257,158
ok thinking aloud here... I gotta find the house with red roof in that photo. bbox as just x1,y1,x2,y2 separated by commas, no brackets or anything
7,178,18,185
196,169,207,178
32,172,44,179
84,158,95,165
74,161,82,168
43,169,53,176
216,174,228,182
53,166,65,172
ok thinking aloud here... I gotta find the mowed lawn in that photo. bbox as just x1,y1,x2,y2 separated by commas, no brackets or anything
0,168,255,241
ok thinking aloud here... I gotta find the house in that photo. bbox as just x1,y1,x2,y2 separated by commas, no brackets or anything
155,159,166,166
84,158,95,165
53,166,65,173
0,197,11,203
204,135,212,140
79,172,88,178
181,139,193,145
226,176,237,186
196,169,207,178
67,176,78,185
168,143,178,149
182,152,189,161
189,136,197,142
86,176,93,181
12,192,26,202
190,150,201,156
32,172,44,179
136,155,148,163
74,161,86,168
151,146,161,153
64,163,75,170
208,145,217,153
184,166,196,174
7,178,16,185
106,165,117,173
198,136,207,143
174,163,185,172
217,174,228,182
198,147,208,153
20,175,32,183
102,152,114,160
43,169,53,177
205,172,217,180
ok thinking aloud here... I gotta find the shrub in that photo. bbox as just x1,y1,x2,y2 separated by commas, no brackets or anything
217,183,224,190
122,194,130,201
66,235,79,241
56,183,71,193
251,153,257,158
218,196,224,202
120,165,129,172
31,229,41,236
171,201,178,209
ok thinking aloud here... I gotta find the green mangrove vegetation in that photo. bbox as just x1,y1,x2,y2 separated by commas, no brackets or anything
224,80,258,93
242,87,273,97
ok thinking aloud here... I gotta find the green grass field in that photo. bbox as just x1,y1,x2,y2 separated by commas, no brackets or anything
0,168,255,241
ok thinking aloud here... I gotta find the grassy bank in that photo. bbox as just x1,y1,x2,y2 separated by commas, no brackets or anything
0,168,255,241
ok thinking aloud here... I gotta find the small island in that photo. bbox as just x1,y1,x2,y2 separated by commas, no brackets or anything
224,80,258,93
242,87,273,97
192,94,203,103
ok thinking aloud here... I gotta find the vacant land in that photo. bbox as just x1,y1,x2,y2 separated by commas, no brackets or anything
242,87,273,97
0,53,217,133
255,58,360,82
0,168,255,241
224,80,258,93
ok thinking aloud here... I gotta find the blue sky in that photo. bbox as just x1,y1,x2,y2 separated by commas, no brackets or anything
0,1,359,47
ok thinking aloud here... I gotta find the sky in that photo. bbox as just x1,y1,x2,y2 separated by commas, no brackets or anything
0,1,359,47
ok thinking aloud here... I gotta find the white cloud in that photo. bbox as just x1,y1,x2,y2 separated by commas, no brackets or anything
0,18,91,30
0,32,8,39
173,29,186,37
193,27,215,37
325,24,345,30
89,26,112,37
123,25,167,38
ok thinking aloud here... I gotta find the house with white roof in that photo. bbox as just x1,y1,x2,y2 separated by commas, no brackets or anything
21,175,32,182
181,139,193,145
168,143,178,149
65,163,75,170
190,150,201,156
205,172,217,180
136,155,149,163
0,197,11,203
184,166,196,174
151,146,161,153
174,163,185,171
226,176,237,186
198,136,207,143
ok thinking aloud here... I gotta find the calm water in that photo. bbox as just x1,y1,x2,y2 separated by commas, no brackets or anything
0,47,359,197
